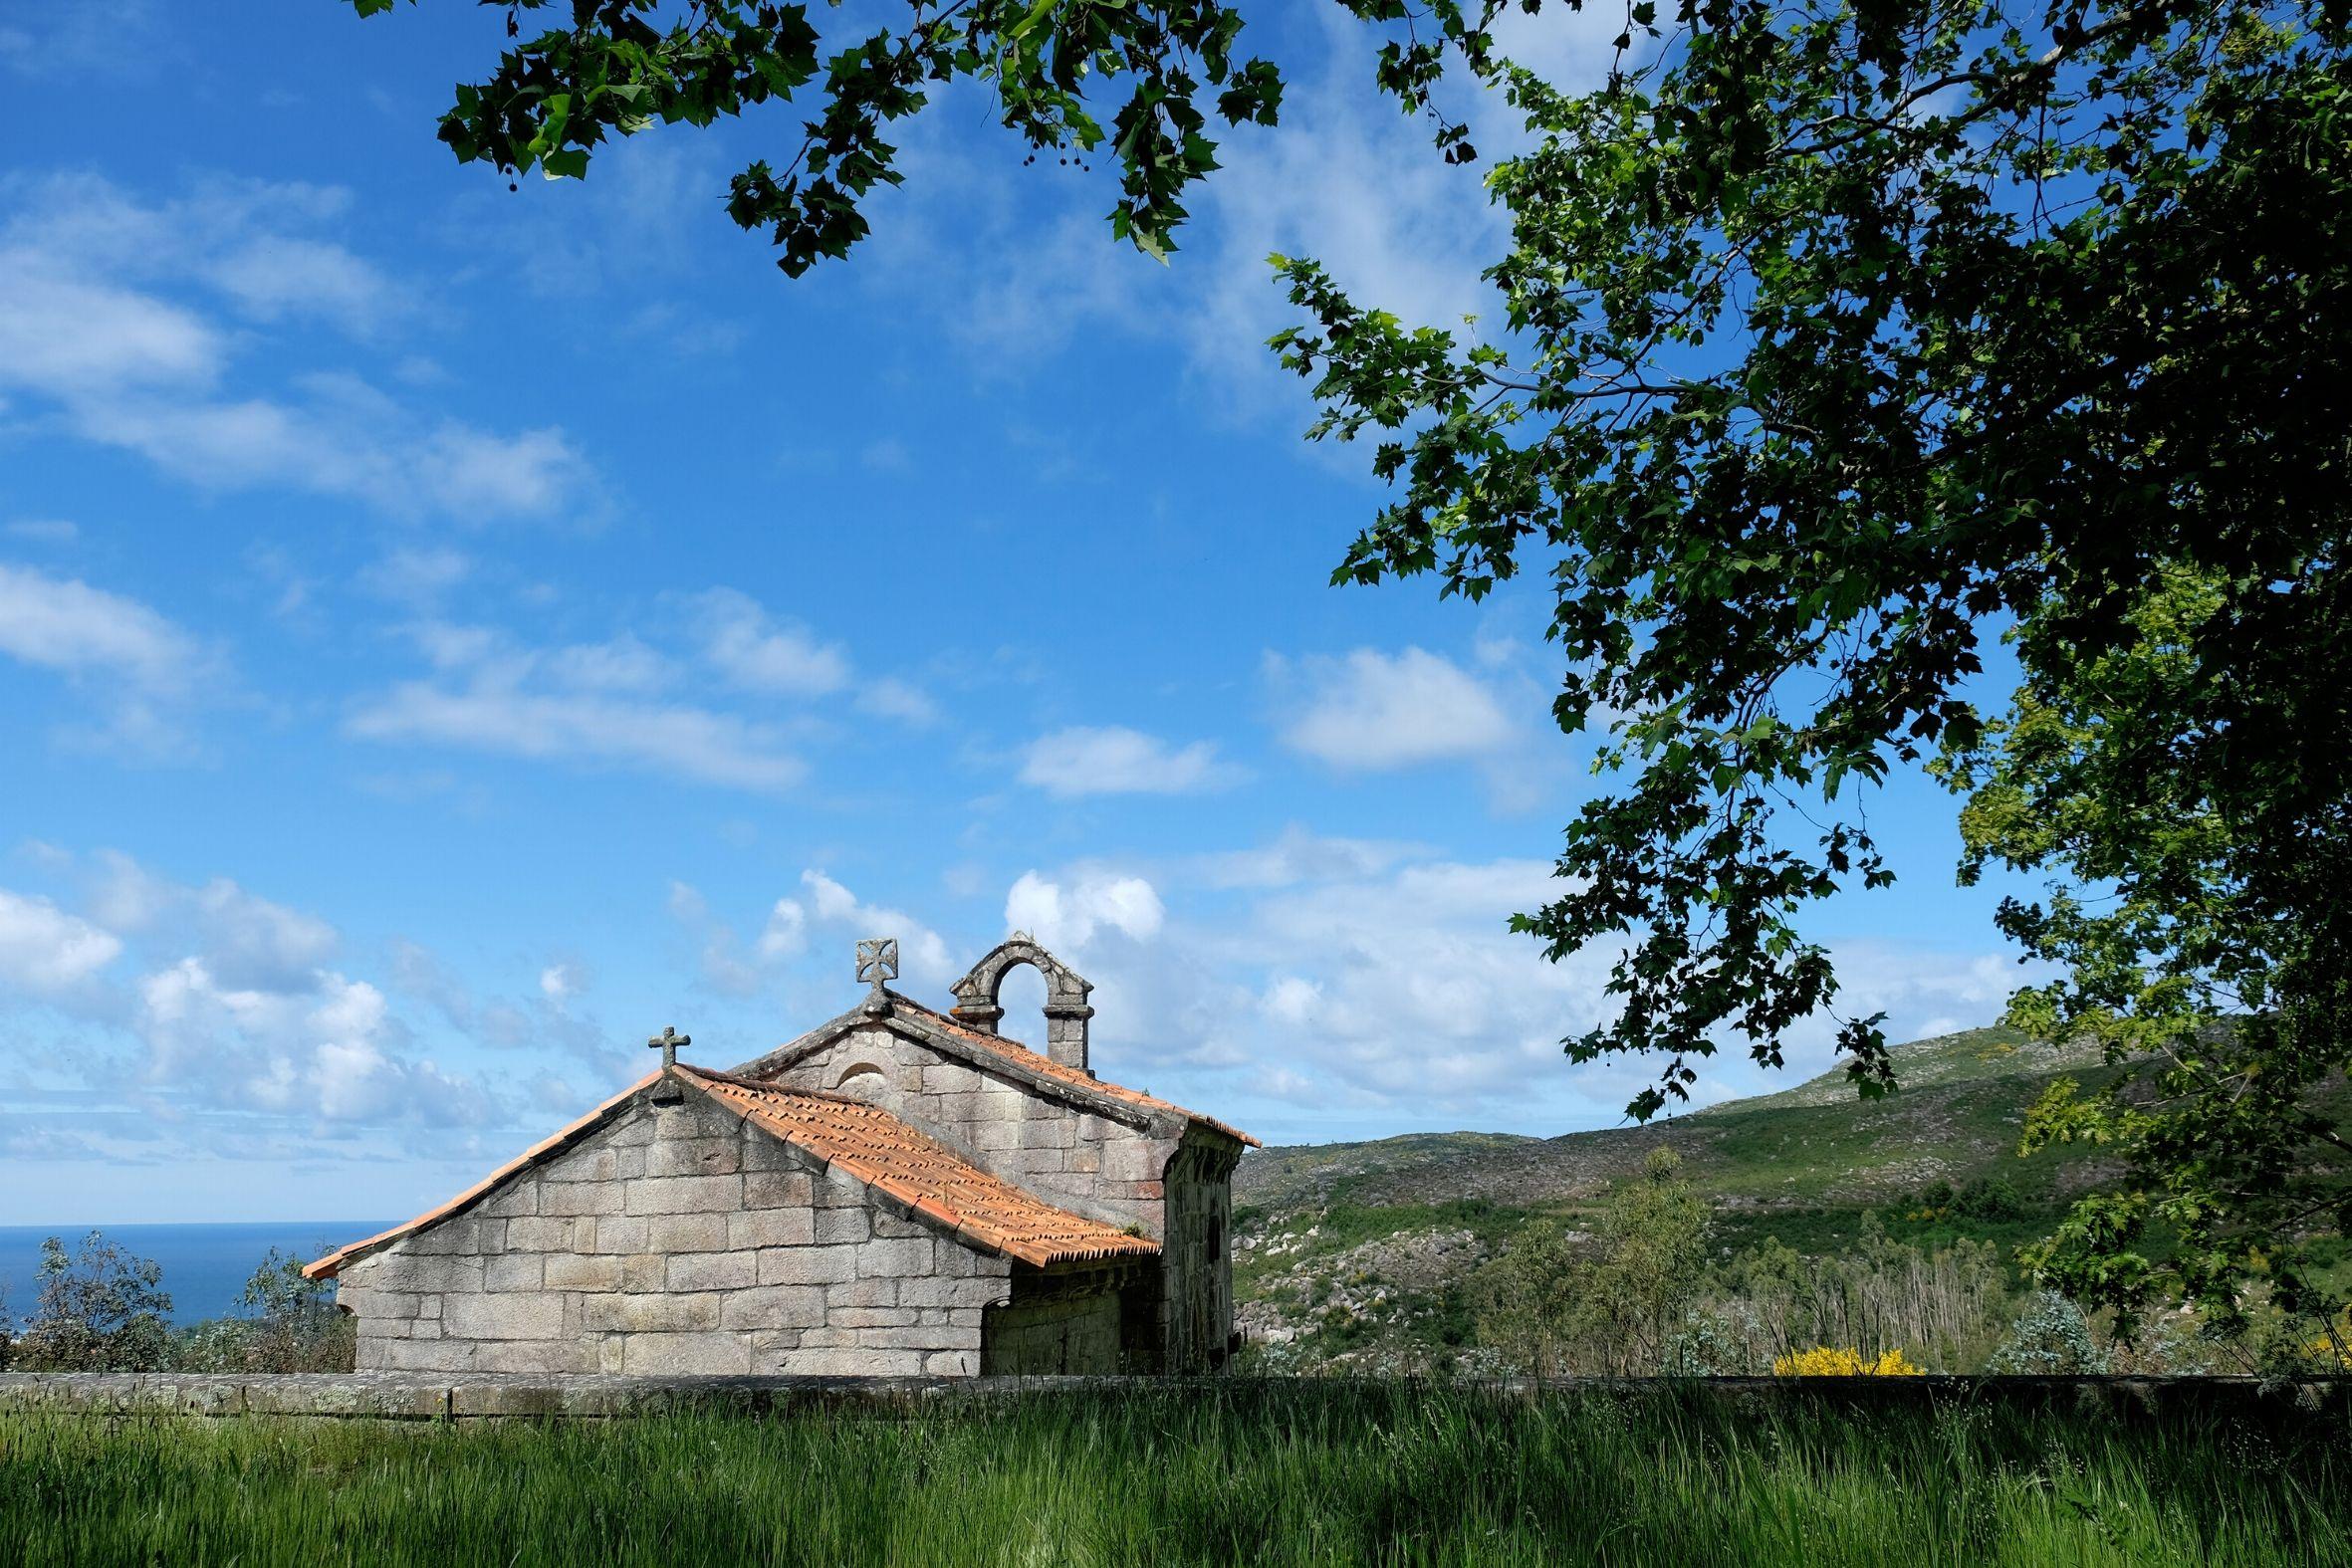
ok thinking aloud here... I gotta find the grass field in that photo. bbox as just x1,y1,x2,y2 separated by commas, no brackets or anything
3,1385,2344,1566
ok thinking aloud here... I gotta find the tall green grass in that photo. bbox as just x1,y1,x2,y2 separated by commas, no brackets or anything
2,1384,2342,1566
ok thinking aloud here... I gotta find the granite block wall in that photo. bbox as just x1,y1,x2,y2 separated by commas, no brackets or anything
980,1291,1122,1375
337,1088,1011,1377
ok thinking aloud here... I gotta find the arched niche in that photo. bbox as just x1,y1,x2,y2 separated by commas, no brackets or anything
832,1060,894,1105
949,934,1095,1074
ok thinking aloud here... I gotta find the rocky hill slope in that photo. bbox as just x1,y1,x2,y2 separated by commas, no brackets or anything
1231,1025,2121,1368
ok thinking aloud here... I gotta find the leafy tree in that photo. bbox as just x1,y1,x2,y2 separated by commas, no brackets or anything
12,1231,174,1372
353,1,2352,1323
1270,0,2352,1332
1481,1146,1709,1373
345,0,1291,270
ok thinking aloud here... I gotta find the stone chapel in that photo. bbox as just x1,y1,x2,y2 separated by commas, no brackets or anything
305,936,1256,1377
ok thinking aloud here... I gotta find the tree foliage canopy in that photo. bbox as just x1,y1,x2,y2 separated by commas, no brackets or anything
1268,0,2352,1322
354,0,2352,1321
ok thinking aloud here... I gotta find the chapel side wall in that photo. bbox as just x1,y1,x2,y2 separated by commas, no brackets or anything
771,1027,1181,1235
1159,1138,1237,1373
980,1284,1123,1376
336,1089,1010,1377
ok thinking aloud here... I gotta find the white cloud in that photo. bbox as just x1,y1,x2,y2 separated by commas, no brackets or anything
539,964,587,1003
0,171,592,521
695,587,852,697
1019,726,1241,796
4,519,79,543
865,677,940,726
0,269,222,392
0,852,512,1134
0,561,204,690
358,546,471,605
1191,825,1422,889
797,871,955,986
85,850,337,991
0,889,121,995
350,618,808,791
70,388,588,519
1276,646,1516,771
0,561,218,755
543,634,671,695
1005,870,1165,952
756,899,808,961
663,870,952,1001
350,680,806,793
137,957,488,1126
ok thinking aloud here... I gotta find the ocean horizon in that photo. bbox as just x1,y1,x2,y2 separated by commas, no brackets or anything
0,1222,396,1325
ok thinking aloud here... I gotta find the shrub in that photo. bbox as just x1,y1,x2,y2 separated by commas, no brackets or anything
1987,1290,2109,1375
11,1231,173,1372
1772,1346,1924,1377
170,1248,353,1374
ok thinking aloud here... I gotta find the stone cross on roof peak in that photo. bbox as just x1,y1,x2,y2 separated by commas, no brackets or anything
647,1025,689,1070
856,937,898,1015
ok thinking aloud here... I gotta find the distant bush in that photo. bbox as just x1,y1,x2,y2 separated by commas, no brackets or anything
172,1249,353,1374
10,1231,174,1372
1987,1290,2109,1375
1911,1177,2029,1223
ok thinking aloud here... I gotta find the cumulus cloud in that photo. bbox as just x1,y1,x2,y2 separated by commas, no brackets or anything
0,889,122,996
666,869,955,1002
1019,726,1241,796
991,830,2033,1143
1005,869,1165,952
795,871,955,986
0,854,522,1146
1275,646,1516,771
137,958,487,1126
84,849,337,991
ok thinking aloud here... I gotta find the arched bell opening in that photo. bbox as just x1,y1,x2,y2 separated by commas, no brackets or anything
948,934,1095,1074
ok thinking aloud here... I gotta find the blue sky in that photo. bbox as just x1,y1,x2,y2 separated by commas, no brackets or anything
0,2,2037,1225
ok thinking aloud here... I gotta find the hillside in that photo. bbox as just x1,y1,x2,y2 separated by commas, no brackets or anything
1231,1025,2123,1368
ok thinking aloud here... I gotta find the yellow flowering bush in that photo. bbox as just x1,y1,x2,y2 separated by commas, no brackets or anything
1771,1346,1924,1377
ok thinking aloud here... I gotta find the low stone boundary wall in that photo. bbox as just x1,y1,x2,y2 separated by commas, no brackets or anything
0,1373,2344,1422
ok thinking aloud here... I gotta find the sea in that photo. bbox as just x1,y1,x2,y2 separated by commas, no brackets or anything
0,1222,395,1324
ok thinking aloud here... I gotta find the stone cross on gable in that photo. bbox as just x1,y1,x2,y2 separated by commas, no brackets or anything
856,937,898,1015
648,1025,689,1070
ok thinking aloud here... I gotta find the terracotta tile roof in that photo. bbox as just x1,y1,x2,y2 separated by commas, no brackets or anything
884,997,1262,1148
303,1071,660,1280
683,1067,1161,1267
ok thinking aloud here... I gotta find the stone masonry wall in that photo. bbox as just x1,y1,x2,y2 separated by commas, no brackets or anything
337,1087,1011,1377
980,1292,1122,1375
1159,1136,1238,1373
770,1025,1182,1235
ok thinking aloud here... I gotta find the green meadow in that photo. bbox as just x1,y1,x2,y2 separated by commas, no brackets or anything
3,1384,2343,1566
